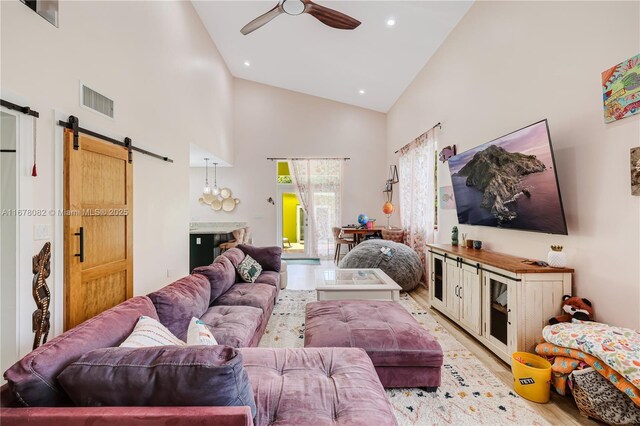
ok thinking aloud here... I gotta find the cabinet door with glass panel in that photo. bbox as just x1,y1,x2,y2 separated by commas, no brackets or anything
482,271,518,357
429,252,447,312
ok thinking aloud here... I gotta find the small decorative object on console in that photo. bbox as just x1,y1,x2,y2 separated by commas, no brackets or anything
473,240,482,249
451,226,459,246
547,245,567,268
548,295,594,325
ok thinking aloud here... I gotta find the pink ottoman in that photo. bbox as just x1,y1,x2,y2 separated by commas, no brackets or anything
240,347,397,426
304,300,443,389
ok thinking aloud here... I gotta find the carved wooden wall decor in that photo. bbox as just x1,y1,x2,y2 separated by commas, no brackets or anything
32,242,51,350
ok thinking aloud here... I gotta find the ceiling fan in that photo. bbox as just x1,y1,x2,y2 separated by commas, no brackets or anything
241,0,361,35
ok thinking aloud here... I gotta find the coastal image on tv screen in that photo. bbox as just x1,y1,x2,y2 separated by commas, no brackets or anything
448,120,568,235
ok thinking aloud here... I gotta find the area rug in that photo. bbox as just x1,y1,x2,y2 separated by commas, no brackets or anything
283,258,321,265
259,290,550,426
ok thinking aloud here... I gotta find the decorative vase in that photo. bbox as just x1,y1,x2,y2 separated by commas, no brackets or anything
451,226,459,246
547,245,567,268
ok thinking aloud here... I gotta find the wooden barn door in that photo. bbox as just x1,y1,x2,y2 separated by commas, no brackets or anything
64,129,133,330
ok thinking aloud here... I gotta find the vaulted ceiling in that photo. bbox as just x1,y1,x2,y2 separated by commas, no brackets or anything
192,1,473,112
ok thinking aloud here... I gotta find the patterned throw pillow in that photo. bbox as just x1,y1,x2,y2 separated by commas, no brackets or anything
236,254,262,283
186,317,218,346
119,315,185,348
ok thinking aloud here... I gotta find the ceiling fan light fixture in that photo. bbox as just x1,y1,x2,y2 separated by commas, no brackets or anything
386,18,396,27
282,0,305,16
240,0,360,35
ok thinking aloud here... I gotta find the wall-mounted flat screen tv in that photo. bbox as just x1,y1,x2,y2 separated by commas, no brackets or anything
448,119,568,235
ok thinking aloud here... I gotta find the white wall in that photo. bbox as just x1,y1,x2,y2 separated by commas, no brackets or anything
190,79,388,246
387,1,640,328
0,0,234,343
1,113,18,379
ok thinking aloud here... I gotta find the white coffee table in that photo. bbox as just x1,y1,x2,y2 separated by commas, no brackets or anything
315,268,402,302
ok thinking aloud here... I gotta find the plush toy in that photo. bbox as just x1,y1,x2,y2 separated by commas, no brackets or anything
549,295,594,325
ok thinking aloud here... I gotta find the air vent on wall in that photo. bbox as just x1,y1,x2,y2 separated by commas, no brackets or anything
80,84,114,118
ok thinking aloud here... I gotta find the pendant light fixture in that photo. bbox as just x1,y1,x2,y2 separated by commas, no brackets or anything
203,158,212,195
212,162,220,196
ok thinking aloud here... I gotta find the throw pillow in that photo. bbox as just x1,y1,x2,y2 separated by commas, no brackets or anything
236,254,262,283
120,315,185,348
187,317,218,346
57,345,257,417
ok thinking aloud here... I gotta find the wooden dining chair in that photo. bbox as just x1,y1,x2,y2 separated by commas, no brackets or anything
333,227,354,264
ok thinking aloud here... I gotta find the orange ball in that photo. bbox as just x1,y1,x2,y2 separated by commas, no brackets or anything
382,202,394,215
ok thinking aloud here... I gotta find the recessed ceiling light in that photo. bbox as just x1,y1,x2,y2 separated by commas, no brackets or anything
358,89,366,95
386,18,396,27
243,60,251,67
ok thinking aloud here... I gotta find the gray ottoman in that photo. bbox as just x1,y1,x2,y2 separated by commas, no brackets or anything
339,240,422,291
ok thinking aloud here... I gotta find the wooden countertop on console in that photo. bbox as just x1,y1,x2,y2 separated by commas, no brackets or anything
427,244,574,274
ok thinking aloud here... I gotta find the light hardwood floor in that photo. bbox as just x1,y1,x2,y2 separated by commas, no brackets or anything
408,284,598,426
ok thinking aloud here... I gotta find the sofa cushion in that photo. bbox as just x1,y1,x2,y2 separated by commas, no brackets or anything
254,271,280,288
3,296,158,407
57,346,256,417
200,305,263,348
221,248,245,269
215,283,276,314
120,315,185,348
237,245,282,272
192,256,236,305
237,255,263,283
241,347,397,426
147,274,210,341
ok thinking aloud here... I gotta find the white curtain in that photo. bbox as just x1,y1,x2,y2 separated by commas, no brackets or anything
398,129,436,280
289,159,343,258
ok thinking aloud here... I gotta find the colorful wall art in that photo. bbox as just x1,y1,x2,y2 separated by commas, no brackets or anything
439,186,456,209
632,147,640,196
602,54,640,123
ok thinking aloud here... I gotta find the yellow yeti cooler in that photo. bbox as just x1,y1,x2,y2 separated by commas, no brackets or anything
511,352,552,403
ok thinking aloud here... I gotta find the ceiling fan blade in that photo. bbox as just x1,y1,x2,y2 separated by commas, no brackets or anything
303,1,361,30
241,3,284,35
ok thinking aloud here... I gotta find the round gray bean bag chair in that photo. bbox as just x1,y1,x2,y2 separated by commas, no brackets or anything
338,240,422,291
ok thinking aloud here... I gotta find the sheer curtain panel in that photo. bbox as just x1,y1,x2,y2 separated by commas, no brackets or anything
398,129,436,281
289,159,343,258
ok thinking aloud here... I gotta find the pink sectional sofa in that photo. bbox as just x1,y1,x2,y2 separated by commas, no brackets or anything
1,246,398,426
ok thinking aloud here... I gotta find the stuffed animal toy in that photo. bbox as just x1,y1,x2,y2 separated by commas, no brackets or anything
549,295,594,325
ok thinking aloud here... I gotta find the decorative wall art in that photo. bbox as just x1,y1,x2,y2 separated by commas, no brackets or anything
439,186,456,209
632,147,640,196
199,188,240,212
32,242,51,350
602,53,640,123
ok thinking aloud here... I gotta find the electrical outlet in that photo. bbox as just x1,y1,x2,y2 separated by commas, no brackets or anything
167,269,174,278
34,224,50,240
